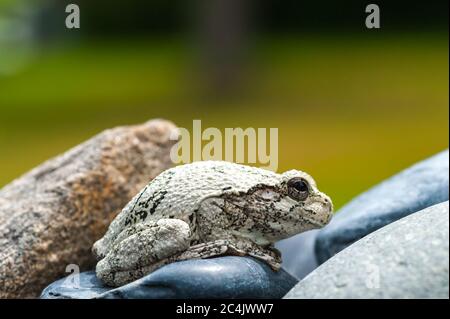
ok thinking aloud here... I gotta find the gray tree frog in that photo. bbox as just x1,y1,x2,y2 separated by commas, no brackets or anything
93,161,333,286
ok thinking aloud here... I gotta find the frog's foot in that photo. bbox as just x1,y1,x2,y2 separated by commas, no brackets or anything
247,246,282,271
95,218,191,287
222,240,282,271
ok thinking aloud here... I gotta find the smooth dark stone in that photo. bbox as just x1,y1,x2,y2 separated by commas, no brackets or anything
40,271,109,299
41,256,298,299
285,202,449,299
315,150,449,264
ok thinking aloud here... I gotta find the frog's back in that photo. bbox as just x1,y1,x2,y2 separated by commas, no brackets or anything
128,161,280,223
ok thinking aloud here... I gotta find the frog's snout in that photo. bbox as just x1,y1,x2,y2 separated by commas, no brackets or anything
323,196,334,225
310,193,333,227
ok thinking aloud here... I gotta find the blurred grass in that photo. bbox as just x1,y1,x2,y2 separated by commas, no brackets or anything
0,33,448,209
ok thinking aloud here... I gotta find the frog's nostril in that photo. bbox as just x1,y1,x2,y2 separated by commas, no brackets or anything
324,196,333,212
324,210,333,224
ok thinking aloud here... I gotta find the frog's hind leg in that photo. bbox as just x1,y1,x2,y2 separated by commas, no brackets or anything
170,239,247,262
96,218,191,287
198,238,282,271
170,240,281,271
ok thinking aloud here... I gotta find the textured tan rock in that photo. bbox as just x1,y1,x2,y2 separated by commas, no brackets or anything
0,119,178,298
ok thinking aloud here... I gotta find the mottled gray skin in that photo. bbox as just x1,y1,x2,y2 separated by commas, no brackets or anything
93,161,333,287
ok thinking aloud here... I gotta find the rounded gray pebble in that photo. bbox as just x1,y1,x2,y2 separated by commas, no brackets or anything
284,201,449,299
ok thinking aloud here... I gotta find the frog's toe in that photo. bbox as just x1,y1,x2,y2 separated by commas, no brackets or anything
95,258,116,286
92,238,106,260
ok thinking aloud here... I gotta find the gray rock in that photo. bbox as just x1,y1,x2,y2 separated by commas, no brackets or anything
275,230,319,280
284,201,449,299
41,256,298,299
315,150,449,264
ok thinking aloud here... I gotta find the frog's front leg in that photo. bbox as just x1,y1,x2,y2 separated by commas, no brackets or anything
96,218,191,287
245,244,282,271
194,197,282,270
215,238,282,271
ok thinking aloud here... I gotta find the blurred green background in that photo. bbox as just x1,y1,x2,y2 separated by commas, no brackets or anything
0,0,448,209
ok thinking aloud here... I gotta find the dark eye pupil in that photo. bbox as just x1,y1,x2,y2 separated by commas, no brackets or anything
293,181,308,192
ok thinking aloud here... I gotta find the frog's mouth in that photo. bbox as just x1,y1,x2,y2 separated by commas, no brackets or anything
300,200,333,228
300,215,328,228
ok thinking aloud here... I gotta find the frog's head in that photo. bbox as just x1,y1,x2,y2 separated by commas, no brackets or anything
281,169,333,227
234,169,333,245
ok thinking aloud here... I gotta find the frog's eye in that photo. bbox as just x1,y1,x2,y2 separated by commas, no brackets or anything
287,177,310,201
